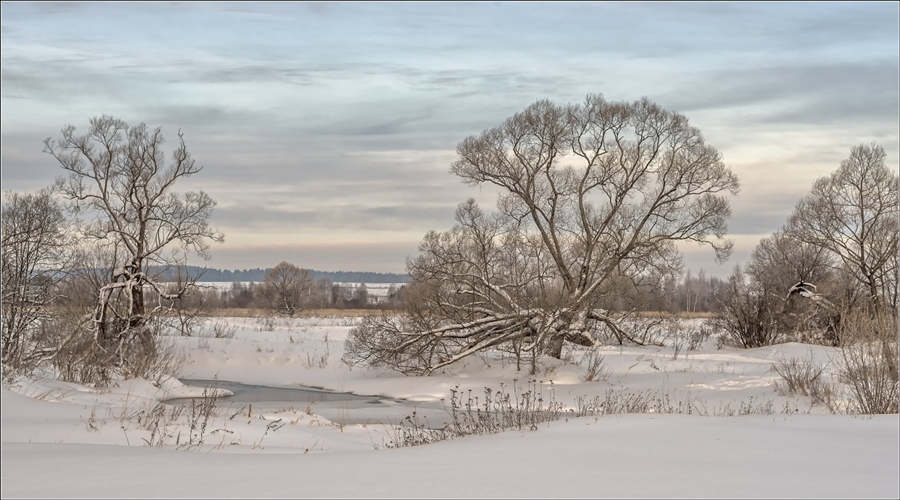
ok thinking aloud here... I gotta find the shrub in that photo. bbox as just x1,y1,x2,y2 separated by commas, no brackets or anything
835,308,898,414
771,351,836,409
712,268,782,348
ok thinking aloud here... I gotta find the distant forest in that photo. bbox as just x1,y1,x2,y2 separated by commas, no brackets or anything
154,265,410,284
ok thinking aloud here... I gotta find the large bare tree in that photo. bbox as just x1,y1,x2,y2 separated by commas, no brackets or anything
43,115,224,370
786,143,899,312
344,94,740,375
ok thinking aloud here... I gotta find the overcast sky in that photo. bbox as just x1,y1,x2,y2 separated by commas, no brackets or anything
2,1,897,275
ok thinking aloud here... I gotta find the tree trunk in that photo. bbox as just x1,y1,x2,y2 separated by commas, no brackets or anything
546,334,564,359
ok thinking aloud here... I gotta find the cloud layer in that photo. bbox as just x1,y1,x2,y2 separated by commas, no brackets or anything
2,2,897,274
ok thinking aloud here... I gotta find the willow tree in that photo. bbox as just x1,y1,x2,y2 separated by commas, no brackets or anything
43,115,224,371
344,94,740,375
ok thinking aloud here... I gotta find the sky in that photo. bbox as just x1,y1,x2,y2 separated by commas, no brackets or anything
1,1,898,276
2,314,899,498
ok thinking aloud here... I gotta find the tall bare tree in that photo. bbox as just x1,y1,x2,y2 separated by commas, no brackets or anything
43,115,224,370
259,261,318,317
344,94,740,375
786,143,899,312
1,188,75,371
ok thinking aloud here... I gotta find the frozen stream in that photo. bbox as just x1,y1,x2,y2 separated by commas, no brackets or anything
165,379,449,429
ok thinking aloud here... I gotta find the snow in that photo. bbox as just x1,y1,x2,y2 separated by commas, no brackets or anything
2,314,898,498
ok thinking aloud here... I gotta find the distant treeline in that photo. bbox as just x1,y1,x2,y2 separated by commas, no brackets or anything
152,265,410,284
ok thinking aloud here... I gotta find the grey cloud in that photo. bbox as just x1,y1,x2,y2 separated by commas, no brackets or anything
181,138,459,188
315,108,437,137
662,59,898,125
1,56,152,108
5,2,86,16
299,2,335,17
2,51,318,113
211,203,457,236
726,213,792,238
135,105,268,135
0,133,60,191
594,2,898,59
153,61,322,87
1,63,65,97
781,4,899,49
765,90,899,126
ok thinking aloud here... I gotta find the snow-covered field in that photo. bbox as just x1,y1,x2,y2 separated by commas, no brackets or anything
2,315,897,498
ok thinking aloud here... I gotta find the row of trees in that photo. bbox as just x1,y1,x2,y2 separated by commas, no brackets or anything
148,265,410,285
81,264,727,320
219,262,405,313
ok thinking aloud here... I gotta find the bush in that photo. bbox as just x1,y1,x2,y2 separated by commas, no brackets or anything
835,308,898,414
771,351,836,409
712,267,782,348
49,307,184,387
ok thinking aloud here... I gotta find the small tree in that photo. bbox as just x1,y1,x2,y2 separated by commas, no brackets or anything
258,261,318,317
712,265,782,348
331,282,353,308
43,115,224,376
225,281,256,309
1,188,76,373
316,276,334,307
352,283,369,308
836,306,898,414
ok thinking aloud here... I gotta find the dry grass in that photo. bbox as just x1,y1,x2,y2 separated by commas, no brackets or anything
836,308,898,414
381,380,803,449
630,310,716,319
675,311,717,319
771,351,836,409
301,308,403,317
